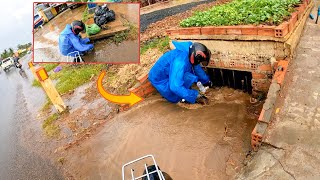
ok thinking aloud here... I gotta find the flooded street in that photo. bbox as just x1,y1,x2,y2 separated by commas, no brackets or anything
0,54,63,179
62,89,259,179
34,4,139,63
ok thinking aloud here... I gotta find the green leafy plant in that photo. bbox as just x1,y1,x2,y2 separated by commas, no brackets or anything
180,0,301,27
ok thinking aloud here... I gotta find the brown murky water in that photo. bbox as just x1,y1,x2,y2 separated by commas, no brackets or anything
83,39,139,63
63,88,259,180
34,4,139,63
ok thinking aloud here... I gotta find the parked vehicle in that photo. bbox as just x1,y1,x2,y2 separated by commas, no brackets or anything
34,14,44,29
67,2,83,10
1,57,15,72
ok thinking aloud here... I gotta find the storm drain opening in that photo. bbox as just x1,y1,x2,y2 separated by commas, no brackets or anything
207,68,253,94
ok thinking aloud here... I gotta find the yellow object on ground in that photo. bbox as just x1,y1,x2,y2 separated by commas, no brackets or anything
34,67,67,113
51,7,58,16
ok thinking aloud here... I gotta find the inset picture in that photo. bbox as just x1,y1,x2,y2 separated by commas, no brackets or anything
33,2,140,63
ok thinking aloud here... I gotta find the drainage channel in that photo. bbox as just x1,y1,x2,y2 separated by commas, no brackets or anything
207,68,253,94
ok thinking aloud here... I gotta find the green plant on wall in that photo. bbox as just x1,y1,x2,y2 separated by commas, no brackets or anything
180,0,301,27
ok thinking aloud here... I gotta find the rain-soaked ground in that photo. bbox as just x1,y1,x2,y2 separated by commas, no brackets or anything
0,55,261,179
56,87,261,179
33,4,139,63
0,54,63,179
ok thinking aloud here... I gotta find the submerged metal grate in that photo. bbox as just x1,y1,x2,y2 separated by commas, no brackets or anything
122,155,166,180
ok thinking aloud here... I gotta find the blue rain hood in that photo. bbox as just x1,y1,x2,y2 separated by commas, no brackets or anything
148,41,210,104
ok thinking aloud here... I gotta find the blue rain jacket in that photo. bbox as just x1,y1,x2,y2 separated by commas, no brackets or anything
148,41,210,104
59,24,94,57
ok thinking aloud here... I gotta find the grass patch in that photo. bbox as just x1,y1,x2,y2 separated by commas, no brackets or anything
112,31,128,44
51,64,106,94
42,113,60,137
43,63,59,72
32,79,41,87
41,97,52,112
82,6,89,22
180,0,301,27
111,22,138,44
126,23,138,40
140,36,170,55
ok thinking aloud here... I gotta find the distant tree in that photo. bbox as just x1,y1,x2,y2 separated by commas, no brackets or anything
1,49,9,59
17,43,32,50
8,48,14,57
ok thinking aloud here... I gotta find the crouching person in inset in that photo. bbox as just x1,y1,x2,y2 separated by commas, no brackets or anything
59,20,94,62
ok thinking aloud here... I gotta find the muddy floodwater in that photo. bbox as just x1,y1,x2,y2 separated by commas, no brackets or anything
33,4,139,63
62,88,259,179
83,39,139,63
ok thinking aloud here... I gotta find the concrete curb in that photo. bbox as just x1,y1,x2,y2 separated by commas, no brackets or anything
251,60,289,151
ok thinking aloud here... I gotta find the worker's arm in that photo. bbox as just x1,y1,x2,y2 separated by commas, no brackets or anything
79,36,91,44
69,34,94,53
169,57,199,104
193,64,210,84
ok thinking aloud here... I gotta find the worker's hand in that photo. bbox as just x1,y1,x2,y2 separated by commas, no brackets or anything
203,80,213,88
196,95,209,105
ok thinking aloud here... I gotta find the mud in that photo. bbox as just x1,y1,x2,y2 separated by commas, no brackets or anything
61,88,260,180
34,4,139,63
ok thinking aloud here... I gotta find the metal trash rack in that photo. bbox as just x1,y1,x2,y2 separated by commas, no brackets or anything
122,154,166,180
67,51,84,62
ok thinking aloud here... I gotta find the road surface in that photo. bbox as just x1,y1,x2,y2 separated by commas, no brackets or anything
0,54,63,179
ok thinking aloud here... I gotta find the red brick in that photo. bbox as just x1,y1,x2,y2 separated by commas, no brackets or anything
273,60,289,85
140,81,153,91
252,72,267,79
258,109,265,121
257,25,276,36
128,86,139,93
134,90,145,98
137,74,148,84
166,29,179,36
275,22,289,37
296,5,306,19
251,126,263,151
214,27,227,35
201,27,215,35
288,12,298,32
226,27,242,35
143,86,156,96
208,60,215,66
258,64,272,71
241,25,258,35
179,27,201,35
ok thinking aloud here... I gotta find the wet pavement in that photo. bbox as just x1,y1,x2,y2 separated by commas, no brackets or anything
61,88,258,179
238,1,320,179
34,4,139,63
0,54,63,179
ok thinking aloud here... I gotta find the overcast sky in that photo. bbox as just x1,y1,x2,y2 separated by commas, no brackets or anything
0,0,63,52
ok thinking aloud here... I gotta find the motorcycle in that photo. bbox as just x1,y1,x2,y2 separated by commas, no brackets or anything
15,61,22,69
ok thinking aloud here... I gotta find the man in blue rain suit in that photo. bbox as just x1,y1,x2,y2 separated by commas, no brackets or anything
149,41,213,105
59,20,94,62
